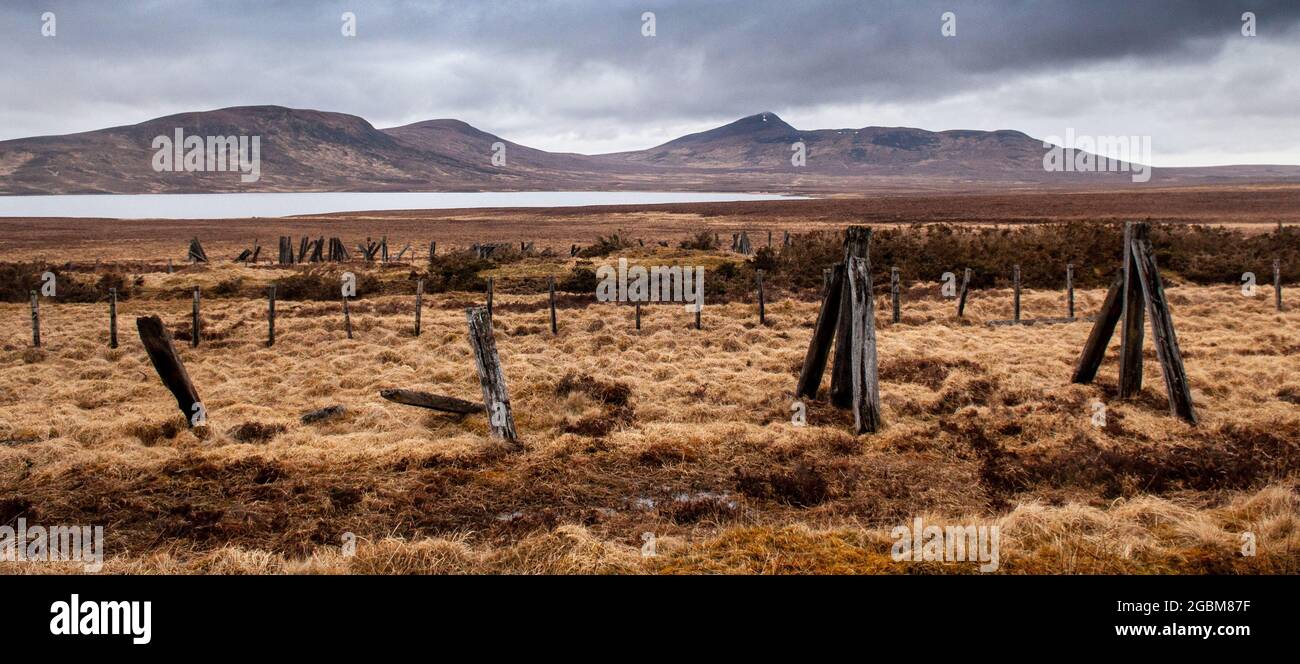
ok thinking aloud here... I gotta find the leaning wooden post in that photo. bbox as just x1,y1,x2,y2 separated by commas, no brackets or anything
1012,265,1021,324
890,267,901,323
757,269,766,324
414,279,424,336
191,287,201,347
29,291,40,348
1118,221,1147,398
466,306,518,445
108,287,118,349
1275,259,1283,312
1066,263,1076,319
136,316,203,428
267,285,276,347
796,264,844,399
830,226,872,408
847,256,882,434
1130,234,1197,424
342,295,353,339
1071,272,1125,384
957,268,971,318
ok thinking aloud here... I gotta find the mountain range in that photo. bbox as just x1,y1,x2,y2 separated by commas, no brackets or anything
2,105,1298,195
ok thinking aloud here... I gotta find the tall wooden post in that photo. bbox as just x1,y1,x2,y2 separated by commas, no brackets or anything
267,285,276,347
890,266,901,323
847,256,881,434
109,287,118,349
30,291,40,348
830,226,872,408
342,295,353,339
191,287,201,348
415,279,424,336
1012,265,1021,324
1130,235,1197,424
548,276,558,334
757,269,766,324
1275,259,1283,312
957,268,971,318
1119,222,1147,398
1066,263,1076,318
466,306,518,446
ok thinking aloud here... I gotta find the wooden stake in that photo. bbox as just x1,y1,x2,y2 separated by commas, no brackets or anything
1066,263,1075,318
466,305,518,445
267,285,276,347
1130,235,1197,424
635,302,641,330
415,279,424,336
342,295,353,339
847,256,881,434
797,264,844,399
695,302,702,329
957,268,971,318
757,269,766,324
548,276,558,334
890,266,901,323
109,287,118,349
136,315,203,427
29,291,40,348
191,287,200,348
830,226,871,408
1275,259,1283,312
1012,265,1021,324
1071,271,1125,384
486,277,494,318
1119,222,1147,398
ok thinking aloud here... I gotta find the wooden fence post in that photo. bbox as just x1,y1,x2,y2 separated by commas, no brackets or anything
415,279,424,336
109,287,118,349
1066,263,1075,318
30,291,40,348
136,315,203,427
1275,259,1283,312
486,277,494,318
548,276,558,334
267,285,276,347
957,268,971,318
1012,265,1021,324
830,226,872,408
847,256,882,434
783,230,790,248
466,305,519,445
635,302,642,330
1130,235,1197,424
191,287,201,347
342,295,353,339
1119,222,1147,398
823,267,832,292
757,269,766,324
1071,272,1124,384
797,264,845,399
695,301,702,330
890,266,901,323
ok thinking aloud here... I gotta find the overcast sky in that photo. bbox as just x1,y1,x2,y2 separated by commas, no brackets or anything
3,0,1299,166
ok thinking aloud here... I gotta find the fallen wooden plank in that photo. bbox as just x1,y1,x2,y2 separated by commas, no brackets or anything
380,388,485,414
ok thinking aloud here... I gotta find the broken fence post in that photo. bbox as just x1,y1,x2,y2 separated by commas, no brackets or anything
342,295,353,339
30,291,40,348
830,226,872,408
414,279,424,336
796,264,844,399
847,256,882,434
136,315,203,428
890,266,901,324
1071,271,1124,384
548,276,558,334
1130,234,1197,424
466,305,518,445
1119,221,1147,399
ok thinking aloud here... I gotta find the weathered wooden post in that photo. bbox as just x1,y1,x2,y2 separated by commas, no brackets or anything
695,301,702,330
414,279,424,336
757,269,766,324
267,285,276,347
1066,263,1076,319
635,302,642,330
767,230,772,248
1071,272,1124,384
847,256,881,434
466,305,518,445
796,265,844,399
1275,259,1283,311
547,276,558,334
783,230,790,248
342,295,353,339
823,267,832,292
191,287,201,347
1012,265,1021,324
30,291,40,348
957,268,971,318
890,266,901,323
830,226,872,408
109,287,118,349
429,240,437,262
137,316,203,427
1119,222,1146,398
486,276,494,318
1130,233,1197,424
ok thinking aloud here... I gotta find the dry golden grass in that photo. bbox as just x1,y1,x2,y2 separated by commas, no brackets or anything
1,258,1298,574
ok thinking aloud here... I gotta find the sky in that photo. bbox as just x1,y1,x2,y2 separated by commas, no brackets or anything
2,0,1299,167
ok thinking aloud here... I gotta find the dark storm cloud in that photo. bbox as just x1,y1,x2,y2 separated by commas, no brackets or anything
1,0,1298,162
